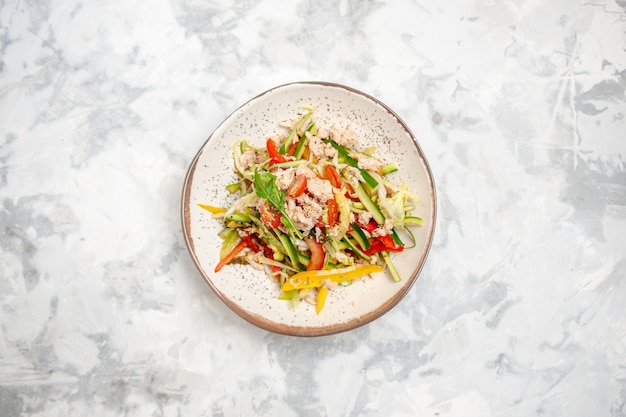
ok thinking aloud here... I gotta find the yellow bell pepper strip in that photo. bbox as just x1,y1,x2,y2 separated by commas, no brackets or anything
316,287,329,314
198,203,227,214
333,188,351,240
281,264,383,291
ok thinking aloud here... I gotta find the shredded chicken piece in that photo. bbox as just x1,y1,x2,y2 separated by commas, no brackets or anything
330,126,358,147
342,166,364,189
356,154,383,172
274,168,295,190
295,164,317,179
358,211,373,226
307,132,338,159
285,193,323,233
372,218,394,237
307,177,334,202
239,149,257,170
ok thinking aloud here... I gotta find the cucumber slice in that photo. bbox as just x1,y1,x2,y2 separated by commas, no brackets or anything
341,236,371,260
381,251,401,282
297,252,311,267
350,201,365,211
279,112,313,154
329,237,348,252
325,140,379,188
225,182,241,194
225,210,250,223
349,222,371,250
294,136,309,159
277,232,303,271
219,229,241,260
278,289,298,301
218,227,233,239
404,216,423,227
382,162,398,175
267,160,307,169
391,229,404,246
355,183,385,225
248,214,283,252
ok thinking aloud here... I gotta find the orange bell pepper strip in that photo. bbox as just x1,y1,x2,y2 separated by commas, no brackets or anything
327,197,338,227
323,165,342,189
287,140,299,156
214,239,248,272
303,237,324,271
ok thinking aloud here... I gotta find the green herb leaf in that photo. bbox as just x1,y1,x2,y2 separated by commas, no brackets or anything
253,170,303,239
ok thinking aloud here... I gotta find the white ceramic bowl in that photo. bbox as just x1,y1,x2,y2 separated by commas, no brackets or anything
181,82,436,336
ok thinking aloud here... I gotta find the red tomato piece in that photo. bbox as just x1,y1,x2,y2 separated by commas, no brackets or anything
304,237,324,271
259,200,282,228
287,174,307,197
267,138,287,165
323,165,342,188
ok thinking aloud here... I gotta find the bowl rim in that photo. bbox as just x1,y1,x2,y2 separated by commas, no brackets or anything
181,81,437,337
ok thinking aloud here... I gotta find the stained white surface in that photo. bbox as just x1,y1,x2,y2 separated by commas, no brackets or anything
1,0,625,416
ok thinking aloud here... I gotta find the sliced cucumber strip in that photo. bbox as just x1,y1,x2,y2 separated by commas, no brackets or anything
355,183,385,225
